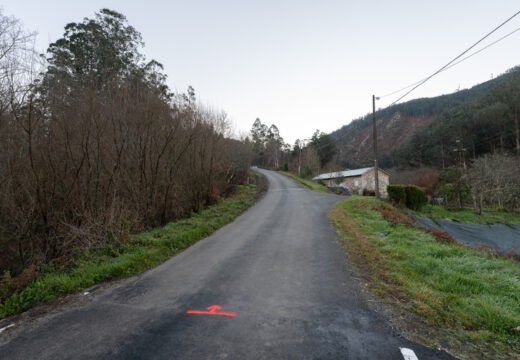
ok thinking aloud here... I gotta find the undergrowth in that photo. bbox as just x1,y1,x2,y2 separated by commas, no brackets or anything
330,196,520,360
415,204,520,225
0,184,259,319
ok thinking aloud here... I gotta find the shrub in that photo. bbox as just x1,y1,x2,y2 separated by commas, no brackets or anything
301,167,313,179
387,185,406,205
405,185,428,211
282,163,289,171
387,184,427,211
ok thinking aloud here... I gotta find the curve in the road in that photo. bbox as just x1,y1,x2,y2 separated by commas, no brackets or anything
0,170,456,360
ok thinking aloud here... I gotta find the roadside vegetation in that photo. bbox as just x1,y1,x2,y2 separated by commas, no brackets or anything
1,10,253,285
330,196,520,360
279,171,332,193
414,204,520,225
0,181,263,319
388,182,520,224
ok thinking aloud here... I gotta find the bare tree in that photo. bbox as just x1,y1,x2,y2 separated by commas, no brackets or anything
466,154,520,213
0,9,252,276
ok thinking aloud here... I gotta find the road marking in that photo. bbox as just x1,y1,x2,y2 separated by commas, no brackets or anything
0,324,15,334
187,305,236,317
400,347,419,360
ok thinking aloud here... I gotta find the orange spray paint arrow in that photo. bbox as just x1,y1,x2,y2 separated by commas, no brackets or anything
186,305,236,317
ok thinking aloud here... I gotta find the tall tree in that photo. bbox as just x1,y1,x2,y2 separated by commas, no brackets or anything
265,124,284,168
45,9,143,85
310,130,337,167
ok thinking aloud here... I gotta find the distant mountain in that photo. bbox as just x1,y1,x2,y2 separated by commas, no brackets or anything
330,66,520,169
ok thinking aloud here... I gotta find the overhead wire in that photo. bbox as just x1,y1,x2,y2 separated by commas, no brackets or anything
386,9,520,106
312,10,520,152
379,25,520,99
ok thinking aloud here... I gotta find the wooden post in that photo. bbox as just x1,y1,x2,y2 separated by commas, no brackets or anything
372,95,380,198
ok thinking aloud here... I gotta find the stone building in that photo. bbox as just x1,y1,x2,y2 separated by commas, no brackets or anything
312,167,390,197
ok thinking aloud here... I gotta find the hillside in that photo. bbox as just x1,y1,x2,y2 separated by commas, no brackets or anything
331,66,520,169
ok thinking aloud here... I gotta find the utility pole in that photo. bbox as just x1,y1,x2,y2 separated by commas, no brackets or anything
454,139,467,169
372,95,380,198
297,139,309,177
298,146,302,176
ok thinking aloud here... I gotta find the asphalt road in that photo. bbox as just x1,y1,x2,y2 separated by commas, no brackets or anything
0,170,456,359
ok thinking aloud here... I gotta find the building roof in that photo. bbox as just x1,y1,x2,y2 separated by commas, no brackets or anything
312,167,389,180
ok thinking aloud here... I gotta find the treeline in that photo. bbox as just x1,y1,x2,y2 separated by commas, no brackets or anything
331,67,519,145
0,9,251,275
392,68,520,168
389,70,520,211
249,118,337,177
329,67,520,170
436,154,520,211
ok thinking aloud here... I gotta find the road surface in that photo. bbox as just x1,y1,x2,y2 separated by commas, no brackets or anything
0,170,455,359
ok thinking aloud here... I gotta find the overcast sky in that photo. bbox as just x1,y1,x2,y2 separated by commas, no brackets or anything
2,1,520,143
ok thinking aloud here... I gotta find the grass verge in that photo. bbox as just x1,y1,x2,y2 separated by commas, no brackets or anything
414,204,520,225
0,183,261,319
279,171,332,193
330,196,520,360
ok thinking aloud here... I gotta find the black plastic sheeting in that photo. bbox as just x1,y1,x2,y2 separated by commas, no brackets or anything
411,215,520,255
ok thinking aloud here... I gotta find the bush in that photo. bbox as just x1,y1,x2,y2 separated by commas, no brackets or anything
387,185,406,205
387,184,427,211
301,167,313,179
405,185,428,211
282,163,289,171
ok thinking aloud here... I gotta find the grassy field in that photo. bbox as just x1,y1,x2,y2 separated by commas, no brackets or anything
0,183,260,319
330,196,520,360
415,204,520,224
279,171,332,193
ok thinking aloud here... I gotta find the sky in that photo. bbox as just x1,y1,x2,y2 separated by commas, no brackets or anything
2,1,520,144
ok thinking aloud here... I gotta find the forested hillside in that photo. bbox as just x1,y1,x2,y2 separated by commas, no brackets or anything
331,67,520,169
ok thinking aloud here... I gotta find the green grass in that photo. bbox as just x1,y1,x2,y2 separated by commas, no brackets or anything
249,169,263,177
415,204,520,224
0,184,259,319
279,171,332,193
330,196,520,359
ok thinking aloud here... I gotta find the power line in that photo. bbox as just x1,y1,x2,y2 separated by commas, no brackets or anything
387,9,520,106
380,25,520,99
313,10,520,153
